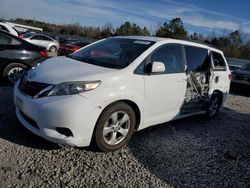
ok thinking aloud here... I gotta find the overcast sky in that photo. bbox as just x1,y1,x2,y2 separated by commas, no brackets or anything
1,0,250,35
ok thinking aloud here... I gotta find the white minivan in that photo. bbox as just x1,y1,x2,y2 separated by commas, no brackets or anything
14,36,231,151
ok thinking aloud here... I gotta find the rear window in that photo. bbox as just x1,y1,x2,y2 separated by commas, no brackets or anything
0,25,9,32
72,41,90,46
185,46,210,72
0,33,21,45
212,52,226,68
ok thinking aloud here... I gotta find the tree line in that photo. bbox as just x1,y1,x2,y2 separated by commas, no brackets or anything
4,17,250,59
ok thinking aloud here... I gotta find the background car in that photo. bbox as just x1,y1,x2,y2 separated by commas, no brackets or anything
21,33,59,53
231,63,250,87
229,65,241,71
0,22,19,36
58,41,90,56
0,30,47,84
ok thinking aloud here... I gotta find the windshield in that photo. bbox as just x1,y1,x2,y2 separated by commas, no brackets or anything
240,63,250,71
69,38,155,69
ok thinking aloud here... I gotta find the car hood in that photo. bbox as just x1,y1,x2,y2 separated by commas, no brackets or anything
26,56,116,84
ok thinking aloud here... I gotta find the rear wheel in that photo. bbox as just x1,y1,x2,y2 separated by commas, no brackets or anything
3,63,27,85
49,46,57,53
207,93,221,118
94,102,136,152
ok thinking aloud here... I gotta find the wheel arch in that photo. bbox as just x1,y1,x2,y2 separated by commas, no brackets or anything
98,99,142,131
212,89,223,106
1,60,29,81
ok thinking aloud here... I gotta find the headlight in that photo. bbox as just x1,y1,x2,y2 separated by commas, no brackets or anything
47,81,101,96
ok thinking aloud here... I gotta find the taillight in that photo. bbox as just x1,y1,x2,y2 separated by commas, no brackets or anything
18,34,23,38
39,50,48,57
66,46,80,51
73,46,81,51
228,73,232,80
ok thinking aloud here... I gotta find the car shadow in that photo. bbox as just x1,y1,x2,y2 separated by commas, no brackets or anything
230,83,250,97
127,107,250,187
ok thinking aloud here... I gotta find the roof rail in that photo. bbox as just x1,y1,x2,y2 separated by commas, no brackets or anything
184,39,219,49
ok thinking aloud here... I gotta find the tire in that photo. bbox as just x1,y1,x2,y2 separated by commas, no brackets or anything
206,93,221,118
49,46,57,53
93,102,136,152
3,63,27,85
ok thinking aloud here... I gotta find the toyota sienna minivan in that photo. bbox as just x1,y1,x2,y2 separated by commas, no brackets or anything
14,36,231,151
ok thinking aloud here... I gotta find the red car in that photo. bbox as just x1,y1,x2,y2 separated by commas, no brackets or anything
58,41,90,56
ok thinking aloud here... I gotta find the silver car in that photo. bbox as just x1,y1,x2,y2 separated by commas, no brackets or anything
22,34,59,53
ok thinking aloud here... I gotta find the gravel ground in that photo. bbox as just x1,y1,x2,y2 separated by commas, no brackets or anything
0,86,249,188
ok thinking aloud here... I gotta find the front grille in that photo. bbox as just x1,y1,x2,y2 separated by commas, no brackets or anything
19,75,49,97
20,110,39,130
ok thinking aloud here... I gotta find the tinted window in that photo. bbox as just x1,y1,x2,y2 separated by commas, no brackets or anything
0,25,9,32
73,41,90,46
0,33,21,45
149,44,183,74
69,38,155,69
41,35,52,41
31,35,51,40
240,63,250,71
31,35,43,40
185,46,210,72
212,52,226,68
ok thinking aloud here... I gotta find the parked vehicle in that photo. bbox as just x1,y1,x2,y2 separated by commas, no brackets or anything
59,38,79,45
0,22,19,36
231,63,250,86
58,41,90,56
229,65,241,71
22,33,59,53
0,30,47,84
14,36,231,152
18,31,36,38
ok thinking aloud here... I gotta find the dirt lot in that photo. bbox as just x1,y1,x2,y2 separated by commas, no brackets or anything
0,86,249,188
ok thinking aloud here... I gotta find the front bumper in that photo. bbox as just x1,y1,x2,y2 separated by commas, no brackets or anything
14,81,102,147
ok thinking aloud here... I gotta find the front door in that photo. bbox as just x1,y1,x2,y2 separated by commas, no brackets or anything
143,44,187,127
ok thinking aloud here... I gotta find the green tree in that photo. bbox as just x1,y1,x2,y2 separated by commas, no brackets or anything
228,30,243,47
116,21,150,36
155,18,187,39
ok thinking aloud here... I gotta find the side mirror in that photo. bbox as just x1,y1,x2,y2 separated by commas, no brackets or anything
151,61,166,73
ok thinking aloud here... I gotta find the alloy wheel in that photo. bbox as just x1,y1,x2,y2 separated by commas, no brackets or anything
103,111,130,145
7,67,24,83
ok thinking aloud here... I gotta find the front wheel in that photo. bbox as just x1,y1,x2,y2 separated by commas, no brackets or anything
3,63,27,85
207,93,221,118
93,102,136,152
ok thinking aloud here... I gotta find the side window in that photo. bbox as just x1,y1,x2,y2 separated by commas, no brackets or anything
0,33,21,45
212,52,226,68
0,25,9,32
31,35,42,40
185,46,210,72
149,44,183,74
0,34,11,44
41,36,52,41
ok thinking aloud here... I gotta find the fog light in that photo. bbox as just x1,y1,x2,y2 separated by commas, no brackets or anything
56,127,73,137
